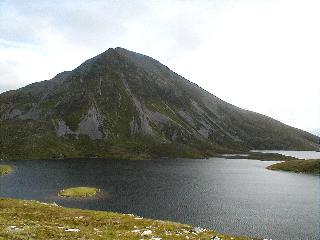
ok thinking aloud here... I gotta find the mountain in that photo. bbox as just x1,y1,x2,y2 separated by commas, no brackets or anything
0,47,319,160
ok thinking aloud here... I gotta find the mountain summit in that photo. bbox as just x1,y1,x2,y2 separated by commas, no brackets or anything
0,48,318,160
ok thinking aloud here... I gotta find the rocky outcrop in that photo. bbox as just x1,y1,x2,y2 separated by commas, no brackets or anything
54,106,105,140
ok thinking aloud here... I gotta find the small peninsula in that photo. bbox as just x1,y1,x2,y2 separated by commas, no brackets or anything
267,159,320,174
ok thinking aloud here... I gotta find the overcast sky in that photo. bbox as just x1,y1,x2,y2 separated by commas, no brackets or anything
0,0,319,136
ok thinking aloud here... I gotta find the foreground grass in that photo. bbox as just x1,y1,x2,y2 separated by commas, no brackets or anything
0,198,258,240
267,159,320,174
0,164,13,176
58,187,100,198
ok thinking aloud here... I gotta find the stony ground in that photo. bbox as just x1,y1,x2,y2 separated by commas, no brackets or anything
0,198,258,240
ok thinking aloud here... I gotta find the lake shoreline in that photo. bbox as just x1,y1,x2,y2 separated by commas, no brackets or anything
0,197,256,240
2,147,320,161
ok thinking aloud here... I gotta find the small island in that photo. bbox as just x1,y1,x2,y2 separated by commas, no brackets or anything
0,164,13,176
58,187,100,198
267,159,320,174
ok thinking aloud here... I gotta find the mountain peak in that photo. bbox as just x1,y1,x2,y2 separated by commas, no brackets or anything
106,47,166,69
0,48,318,160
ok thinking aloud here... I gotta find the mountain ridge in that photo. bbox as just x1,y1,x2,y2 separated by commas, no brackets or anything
0,47,318,160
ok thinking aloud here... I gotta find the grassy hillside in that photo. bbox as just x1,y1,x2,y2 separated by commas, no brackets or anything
0,121,223,160
0,198,257,240
267,159,320,174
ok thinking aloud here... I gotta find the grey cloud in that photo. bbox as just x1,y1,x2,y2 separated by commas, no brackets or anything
0,1,51,45
0,62,20,92
0,0,209,53
48,1,146,47
310,129,320,137
0,0,148,49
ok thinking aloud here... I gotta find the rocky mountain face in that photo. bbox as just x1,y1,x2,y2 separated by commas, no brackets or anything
0,47,319,160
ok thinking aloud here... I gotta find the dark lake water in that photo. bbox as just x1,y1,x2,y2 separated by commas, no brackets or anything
0,157,319,240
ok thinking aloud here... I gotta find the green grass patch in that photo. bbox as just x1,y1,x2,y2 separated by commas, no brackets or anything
267,159,320,174
0,198,258,240
58,187,100,198
0,164,13,176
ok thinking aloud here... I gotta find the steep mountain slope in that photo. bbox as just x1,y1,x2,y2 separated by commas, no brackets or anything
0,47,319,160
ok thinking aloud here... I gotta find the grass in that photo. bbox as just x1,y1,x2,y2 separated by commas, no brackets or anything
0,164,13,176
0,198,258,240
267,159,320,174
58,187,100,198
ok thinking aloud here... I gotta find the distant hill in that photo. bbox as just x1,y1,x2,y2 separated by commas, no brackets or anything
0,47,319,160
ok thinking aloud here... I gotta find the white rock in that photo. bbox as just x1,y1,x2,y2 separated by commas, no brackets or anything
8,226,23,232
192,227,206,233
182,229,189,234
141,230,152,236
212,236,221,240
65,228,80,232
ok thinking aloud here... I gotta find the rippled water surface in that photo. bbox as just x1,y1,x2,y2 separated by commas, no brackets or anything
0,157,319,240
